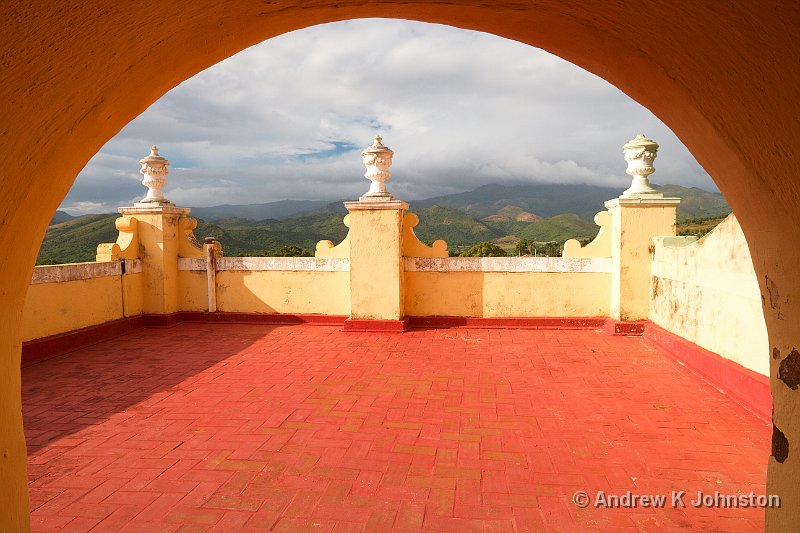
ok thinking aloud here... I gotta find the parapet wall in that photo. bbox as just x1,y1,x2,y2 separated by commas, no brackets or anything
649,214,768,376
22,260,143,342
23,254,612,344
178,257,350,315
23,207,769,382
404,257,611,317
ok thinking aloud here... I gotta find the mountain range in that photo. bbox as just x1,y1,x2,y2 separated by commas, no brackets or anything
189,200,331,221
41,182,729,263
168,182,728,222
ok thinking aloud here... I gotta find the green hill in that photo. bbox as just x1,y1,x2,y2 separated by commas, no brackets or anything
190,213,350,257
190,199,330,221
655,184,730,220
38,214,119,264
50,210,76,225
34,206,608,263
413,205,497,246
518,214,597,242
411,183,728,222
216,183,728,223
482,205,541,222
41,182,731,263
413,183,617,220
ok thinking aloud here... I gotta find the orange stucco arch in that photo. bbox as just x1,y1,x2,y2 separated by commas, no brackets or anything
2,1,799,530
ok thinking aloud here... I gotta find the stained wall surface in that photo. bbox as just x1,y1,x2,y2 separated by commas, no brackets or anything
216,271,350,315
404,257,611,317
23,275,123,342
178,257,351,315
650,215,769,376
21,262,143,342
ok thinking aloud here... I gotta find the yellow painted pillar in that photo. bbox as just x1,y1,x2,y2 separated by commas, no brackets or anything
343,135,409,331
606,134,680,321
765,234,800,530
117,206,188,315
0,286,30,531
605,197,679,320
344,200,408,329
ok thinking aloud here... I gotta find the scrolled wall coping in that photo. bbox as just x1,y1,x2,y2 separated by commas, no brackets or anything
30,260,142,285
178,257,350,272
404,256,612,273
652,235,699,248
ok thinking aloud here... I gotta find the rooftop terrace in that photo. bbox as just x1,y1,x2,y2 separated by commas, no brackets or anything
25,323,768,532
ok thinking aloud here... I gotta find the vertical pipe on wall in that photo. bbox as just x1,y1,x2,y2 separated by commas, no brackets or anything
205,237,217,313
119,259,128,317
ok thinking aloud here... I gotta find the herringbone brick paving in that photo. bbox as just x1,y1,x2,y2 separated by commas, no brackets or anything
23,324,769,531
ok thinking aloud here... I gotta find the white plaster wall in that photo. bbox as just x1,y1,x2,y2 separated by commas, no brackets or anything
650,214,768,375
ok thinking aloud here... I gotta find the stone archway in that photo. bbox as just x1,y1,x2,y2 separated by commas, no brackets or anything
2,2,798,530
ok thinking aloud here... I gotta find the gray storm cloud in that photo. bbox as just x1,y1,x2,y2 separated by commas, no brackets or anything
61,19,716,215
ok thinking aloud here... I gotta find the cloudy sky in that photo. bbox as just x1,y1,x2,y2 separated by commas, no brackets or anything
62,19,717,215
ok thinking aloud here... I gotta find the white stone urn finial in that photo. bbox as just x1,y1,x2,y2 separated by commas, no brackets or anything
360,134,394,201
138,145,171,204
621,134,660,197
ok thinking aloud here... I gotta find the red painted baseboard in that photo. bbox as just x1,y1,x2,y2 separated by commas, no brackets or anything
644,322,771,421
21,315,145,367
603,320,647,336
21,314,621,366
142,312,184,328
343,318,409,332
167,311,347,326
407,316,607,329
21,313,347,366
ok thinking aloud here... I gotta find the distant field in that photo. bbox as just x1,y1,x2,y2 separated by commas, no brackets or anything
677,215,729,238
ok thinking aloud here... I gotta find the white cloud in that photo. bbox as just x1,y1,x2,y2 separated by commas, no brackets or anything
60,18,718,214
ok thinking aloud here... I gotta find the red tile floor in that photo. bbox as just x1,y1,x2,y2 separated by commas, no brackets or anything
24,323,770,532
